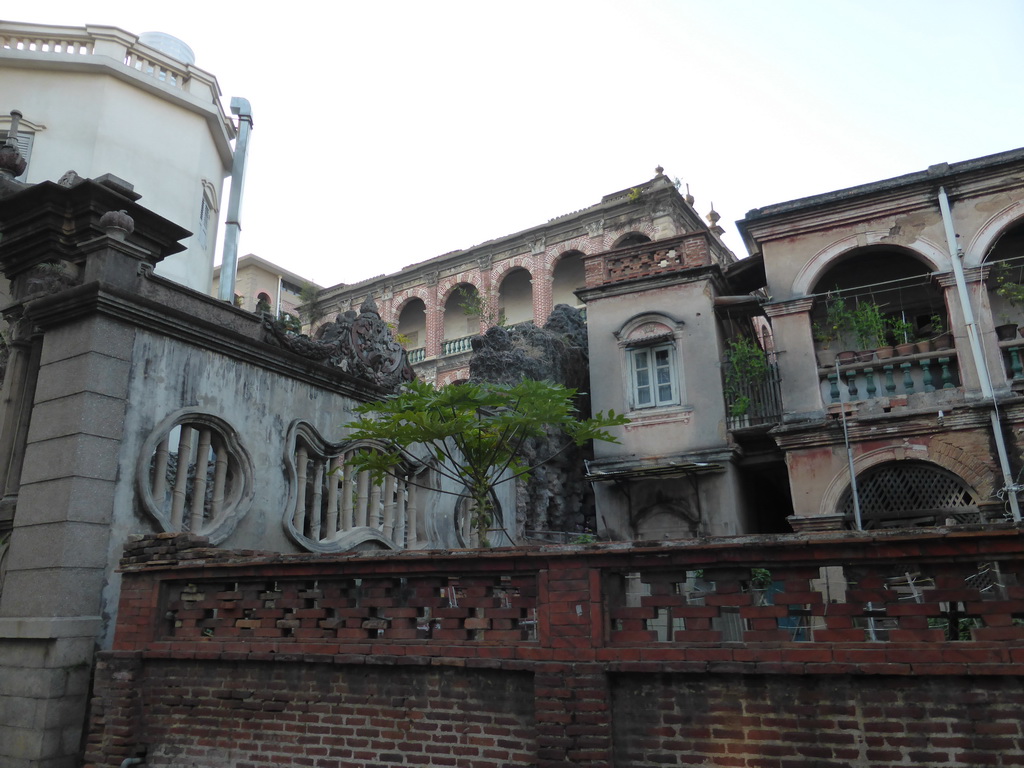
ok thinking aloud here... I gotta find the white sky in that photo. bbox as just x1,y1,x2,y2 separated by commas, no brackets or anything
13,1,1024,288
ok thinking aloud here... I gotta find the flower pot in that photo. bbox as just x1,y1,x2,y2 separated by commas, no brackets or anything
933,332,953,350
854,350,874,363
836,350,857,365
816,349,836,368
996,324,1018,342
875,345,895,360
895,342,916,357
915,338,933,354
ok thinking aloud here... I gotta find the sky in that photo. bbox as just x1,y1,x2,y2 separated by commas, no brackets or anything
12,1,1024,288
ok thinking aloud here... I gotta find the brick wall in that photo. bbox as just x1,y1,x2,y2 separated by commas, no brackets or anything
86,528,1024,767
611,673,1024,767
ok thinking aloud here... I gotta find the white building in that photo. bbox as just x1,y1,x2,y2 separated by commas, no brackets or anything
0,21,236,291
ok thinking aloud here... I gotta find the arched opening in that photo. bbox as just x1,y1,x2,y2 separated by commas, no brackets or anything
809,246,947,364
255,292,273,316
838,460,978,529
498,268,533,325
552,251,586,310
396,298,426,354
613,232,651,248
984,218,1024,336
443,283,479,341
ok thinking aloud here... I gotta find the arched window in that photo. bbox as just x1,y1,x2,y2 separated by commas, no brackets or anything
838,460,978,529
397,298,426,356
984,219,1024,335
443,283,481,340
498,268,532,325
615,313,685,410
552,251,586,309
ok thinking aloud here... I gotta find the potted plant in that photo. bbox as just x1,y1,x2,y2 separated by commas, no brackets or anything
888,315,916,357
817,293,855,365
724,337,769,420
852,301,888,361
994,262,1024,340
929,313,952,350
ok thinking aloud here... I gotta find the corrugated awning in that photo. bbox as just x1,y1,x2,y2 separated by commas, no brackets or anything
585,461,723,483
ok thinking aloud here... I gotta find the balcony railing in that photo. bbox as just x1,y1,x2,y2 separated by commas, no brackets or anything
723,355,784,430
441,335,475,356
820,349,959,405
1,22,193,89
407,347,426,364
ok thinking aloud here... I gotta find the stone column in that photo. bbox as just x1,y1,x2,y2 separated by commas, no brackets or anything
763,298,823,421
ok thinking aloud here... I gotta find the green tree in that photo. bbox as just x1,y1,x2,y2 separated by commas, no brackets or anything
345,378,628,545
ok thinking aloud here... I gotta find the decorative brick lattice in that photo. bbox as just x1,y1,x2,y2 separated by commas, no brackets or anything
164,573,538,644
606,560,1024,645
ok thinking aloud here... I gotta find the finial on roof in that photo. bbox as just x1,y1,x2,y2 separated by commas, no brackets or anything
706,203,721,226
684,183,695,206
360,294,379,316
655,165,665,176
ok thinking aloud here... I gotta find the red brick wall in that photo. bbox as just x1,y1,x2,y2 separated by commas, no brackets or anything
90,656,533,767
611,673,1024,767
86,529,1024,767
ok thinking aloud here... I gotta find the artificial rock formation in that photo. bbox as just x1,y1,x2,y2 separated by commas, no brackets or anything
468,304,595,541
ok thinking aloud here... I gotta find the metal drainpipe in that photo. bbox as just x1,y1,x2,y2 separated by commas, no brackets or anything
217,97,254,303
937,186,1021,522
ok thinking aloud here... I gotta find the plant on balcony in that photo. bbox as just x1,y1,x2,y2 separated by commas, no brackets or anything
994,262,1024,339
852,301,888,355
345,378,628,545
814,293,854,365
723,337,769,418
888,315,916,356
457,286,505,329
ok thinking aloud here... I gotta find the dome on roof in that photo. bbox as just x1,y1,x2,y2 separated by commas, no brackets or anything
138,32,195,65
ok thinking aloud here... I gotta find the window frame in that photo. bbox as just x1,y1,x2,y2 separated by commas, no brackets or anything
628,341,680,409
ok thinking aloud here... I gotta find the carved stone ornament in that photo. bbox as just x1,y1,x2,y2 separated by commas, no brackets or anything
0,144,26,178
99,209,135,240
264,295,414,392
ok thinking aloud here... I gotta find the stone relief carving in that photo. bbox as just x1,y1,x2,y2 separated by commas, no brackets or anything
264,296,414,392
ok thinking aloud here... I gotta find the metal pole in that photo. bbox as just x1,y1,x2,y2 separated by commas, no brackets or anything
836,358,863,531
937,187,1021,522
217,97,253,302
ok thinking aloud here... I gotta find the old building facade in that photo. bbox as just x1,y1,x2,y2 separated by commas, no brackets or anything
739,148,1024,531
316,170,715,384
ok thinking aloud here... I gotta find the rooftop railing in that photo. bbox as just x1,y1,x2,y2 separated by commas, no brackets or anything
0,22,226,112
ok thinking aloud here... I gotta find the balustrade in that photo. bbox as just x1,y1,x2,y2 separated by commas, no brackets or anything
1000,340,1024,382
407,346,426,363
441,334,475,356
1,22,190,90
820,349,959,405
289,440,423,551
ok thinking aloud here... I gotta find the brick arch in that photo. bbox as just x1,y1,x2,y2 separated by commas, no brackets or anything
491,255,535,285
966,199,1024,267
819,440,994,517
392,289,430,316
601,223,657,251
792,234,950,298
437,276,484,308
542,237,593,270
